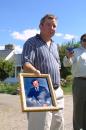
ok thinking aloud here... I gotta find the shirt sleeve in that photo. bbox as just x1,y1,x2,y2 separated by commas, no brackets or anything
63,56,73,67
21,41,35,66
53,44,61,69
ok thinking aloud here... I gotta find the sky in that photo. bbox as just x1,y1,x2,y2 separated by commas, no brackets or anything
0,0,86,53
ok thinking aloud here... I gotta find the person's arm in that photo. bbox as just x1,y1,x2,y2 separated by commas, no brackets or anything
45,90,52,106
23,63,41,75
27,89,41,107
22,40,41,75
26,97,41,107
39,87,51,106
63,56,73,67
63,50,74,67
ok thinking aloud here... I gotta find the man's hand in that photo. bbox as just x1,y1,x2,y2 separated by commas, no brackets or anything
43,104,48,107
34,69,41,75
66,50,74,59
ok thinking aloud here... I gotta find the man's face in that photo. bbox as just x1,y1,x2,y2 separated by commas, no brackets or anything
81,36,86,48
32,80,39,88
40,18,57,38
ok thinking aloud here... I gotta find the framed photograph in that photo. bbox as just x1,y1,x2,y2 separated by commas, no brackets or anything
19,73,58,112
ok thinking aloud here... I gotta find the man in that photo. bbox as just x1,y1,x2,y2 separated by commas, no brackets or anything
22,14,64,130
26,79,51,107
63,33,86,130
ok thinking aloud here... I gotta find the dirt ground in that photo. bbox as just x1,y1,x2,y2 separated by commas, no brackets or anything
0,94,73,130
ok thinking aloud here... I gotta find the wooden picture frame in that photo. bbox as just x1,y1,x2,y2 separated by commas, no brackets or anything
19,73,58,112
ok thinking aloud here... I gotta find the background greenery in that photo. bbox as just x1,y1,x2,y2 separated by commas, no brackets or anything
0,82,19,95
0,40,80,95
0,58,14,81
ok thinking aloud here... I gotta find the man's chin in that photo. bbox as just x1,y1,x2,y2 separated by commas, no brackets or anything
50,33,55,37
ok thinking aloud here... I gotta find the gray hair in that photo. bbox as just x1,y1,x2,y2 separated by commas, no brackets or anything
40,14,57,25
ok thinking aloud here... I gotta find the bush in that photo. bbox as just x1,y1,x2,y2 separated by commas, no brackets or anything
0,82,19,95
61,75,73,87
61,75,73,94
66,75,73,84
62,83,72,95
0,59,14,81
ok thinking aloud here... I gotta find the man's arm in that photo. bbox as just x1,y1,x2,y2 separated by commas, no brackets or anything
63,50,74,67
63,56,73,67
22,40,41,75
23,63,41,75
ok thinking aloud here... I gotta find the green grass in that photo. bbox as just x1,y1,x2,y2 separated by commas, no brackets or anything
0,82,19,95
62,84,72,95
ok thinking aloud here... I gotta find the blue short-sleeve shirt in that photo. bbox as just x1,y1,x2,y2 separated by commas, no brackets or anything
22,34,61,87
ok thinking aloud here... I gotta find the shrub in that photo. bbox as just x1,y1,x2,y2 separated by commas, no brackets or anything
0,82,19,95
61,75,73,88
0,59,14,81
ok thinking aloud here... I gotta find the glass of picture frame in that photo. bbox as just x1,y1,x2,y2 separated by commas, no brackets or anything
19,73,58,112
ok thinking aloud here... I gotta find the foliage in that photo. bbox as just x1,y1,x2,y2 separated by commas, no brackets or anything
61,75,73,95
61,75,72,86
62,83,72,95
59,44,71,78
0,59,14,81
0,82,19,95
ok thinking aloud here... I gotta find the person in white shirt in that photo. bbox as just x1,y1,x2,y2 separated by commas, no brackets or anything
63,33,86,130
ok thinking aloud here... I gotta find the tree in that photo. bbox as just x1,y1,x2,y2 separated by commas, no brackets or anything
0,59,14,81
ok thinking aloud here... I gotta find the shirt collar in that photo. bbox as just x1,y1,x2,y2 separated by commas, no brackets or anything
36,34,54,44
35,87,39,91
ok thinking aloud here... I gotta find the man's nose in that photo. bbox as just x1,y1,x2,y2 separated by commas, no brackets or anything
50,26,56,31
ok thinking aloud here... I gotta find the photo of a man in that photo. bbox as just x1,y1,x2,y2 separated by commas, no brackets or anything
26,79,52,107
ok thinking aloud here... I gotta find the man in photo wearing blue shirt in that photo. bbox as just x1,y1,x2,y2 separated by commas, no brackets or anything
26,79,51,107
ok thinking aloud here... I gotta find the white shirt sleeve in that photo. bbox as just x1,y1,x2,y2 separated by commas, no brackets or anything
63,56,73,67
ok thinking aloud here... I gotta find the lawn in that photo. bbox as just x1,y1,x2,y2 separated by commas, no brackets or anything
62,84,72,95
0,82,72,95
0,82,19,95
